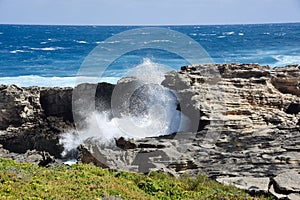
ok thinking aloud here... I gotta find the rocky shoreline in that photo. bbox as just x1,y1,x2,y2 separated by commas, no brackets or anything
0,63,299,199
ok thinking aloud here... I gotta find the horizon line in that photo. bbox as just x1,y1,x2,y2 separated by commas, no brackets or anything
0,21,299,27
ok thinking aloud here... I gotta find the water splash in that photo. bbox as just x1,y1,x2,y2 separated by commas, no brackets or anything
59,58,187,157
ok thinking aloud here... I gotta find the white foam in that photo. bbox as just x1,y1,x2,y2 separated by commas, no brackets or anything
274,32,286,36
217,36,226,38
63,159,77,166
75,40,88,44
10,50,26,54
29,47,65,51
59,112,125,156
238,33,244,36
0,75,119,87
40,41,48,44
224,31,235,35
273,55,300,67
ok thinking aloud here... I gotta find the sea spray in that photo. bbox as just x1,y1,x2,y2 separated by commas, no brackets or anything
59,111,124,157
59,58,188,158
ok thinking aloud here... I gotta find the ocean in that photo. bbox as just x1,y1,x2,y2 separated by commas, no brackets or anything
0,23,299,87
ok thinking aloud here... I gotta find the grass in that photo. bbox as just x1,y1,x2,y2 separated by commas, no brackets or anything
0,158,271,200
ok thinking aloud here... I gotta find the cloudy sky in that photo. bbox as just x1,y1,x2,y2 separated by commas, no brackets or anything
0,0,300,25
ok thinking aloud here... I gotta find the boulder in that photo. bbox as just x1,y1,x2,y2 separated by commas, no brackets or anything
216,177,270,193
273,170,300,193
0,144,55,166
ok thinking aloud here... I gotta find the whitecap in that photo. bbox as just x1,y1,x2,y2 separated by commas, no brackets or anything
75,40,88,44
238,33,244,36
29,47,65,51
217,36,226,38
224,31,235,35
40,41,48,44
190,33,197,36
263,32,270,35
274,32,286,36
0,32,3,35
273,55,300,67
10,50,26,54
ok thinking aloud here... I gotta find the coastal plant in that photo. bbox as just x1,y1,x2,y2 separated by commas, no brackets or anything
0,158,271,200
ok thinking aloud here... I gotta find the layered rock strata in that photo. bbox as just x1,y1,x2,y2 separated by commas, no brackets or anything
0,64,299,199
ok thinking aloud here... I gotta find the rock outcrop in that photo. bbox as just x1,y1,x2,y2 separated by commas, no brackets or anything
77,64,299,199
0,82,114,159
0,63,299,199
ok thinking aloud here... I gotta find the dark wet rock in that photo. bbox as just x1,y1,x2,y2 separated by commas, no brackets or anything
40,87,73,122
116,137,137,150
77,144,110,168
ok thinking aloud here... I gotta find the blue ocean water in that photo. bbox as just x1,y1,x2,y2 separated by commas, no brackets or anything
0,23,299,87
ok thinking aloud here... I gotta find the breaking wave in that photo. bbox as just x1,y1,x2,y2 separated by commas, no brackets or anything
0,75,119,87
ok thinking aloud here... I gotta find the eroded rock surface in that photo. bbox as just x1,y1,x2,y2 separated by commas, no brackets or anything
0,82,115,158
0,64,299,199
78,64,299,199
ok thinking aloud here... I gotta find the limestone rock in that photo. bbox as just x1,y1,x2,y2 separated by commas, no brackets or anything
0,85,41,130
273,170,300,193
0,63,299,199
0,85,74,158
0,144,55,166
288,193,300,200
271,65,300,97
216,176,270,193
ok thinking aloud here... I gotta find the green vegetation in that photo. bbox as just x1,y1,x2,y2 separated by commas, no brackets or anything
0,158,270,200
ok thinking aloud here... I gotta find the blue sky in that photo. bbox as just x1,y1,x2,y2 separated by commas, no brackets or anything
0,0,300,25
